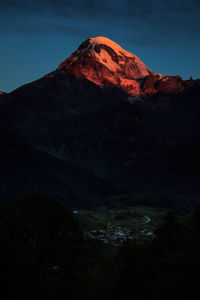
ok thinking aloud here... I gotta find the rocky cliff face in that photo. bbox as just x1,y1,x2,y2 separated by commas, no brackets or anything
141,74,200,97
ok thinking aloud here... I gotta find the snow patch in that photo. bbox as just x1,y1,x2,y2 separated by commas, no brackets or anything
89,36,134,58
94,48,120,72
127,95,143,104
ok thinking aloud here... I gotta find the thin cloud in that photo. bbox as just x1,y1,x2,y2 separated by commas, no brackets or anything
0,0,199,46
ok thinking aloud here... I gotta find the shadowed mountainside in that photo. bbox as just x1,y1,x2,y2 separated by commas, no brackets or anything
0,126,121,207
0,37,200,210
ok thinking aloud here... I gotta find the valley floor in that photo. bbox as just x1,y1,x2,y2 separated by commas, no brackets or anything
76,206,168,245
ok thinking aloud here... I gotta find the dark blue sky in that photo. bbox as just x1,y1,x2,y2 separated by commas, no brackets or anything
0,0,200,92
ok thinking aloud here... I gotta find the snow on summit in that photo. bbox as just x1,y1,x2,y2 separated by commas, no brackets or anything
89,36,134,58
47,36,163,95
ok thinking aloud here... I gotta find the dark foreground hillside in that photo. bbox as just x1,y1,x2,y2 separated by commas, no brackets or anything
1,82,200,211
1,194,200,299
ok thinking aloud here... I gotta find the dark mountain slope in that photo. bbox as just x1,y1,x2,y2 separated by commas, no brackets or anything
22,84,200,209
0,127,121,207
1,83,200,209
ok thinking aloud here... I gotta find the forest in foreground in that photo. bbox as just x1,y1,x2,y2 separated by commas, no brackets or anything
1,194,200,300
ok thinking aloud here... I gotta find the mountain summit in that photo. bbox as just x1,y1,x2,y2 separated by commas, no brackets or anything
45,36,197,96
46,36,162,95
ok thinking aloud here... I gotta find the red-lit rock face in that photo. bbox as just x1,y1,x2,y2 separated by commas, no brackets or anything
45,36,197,97
46,36,156,95
141,74,185,96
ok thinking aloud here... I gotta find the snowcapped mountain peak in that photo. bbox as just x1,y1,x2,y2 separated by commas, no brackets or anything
46,36,164,95
74,36,152,79
87,36,134,58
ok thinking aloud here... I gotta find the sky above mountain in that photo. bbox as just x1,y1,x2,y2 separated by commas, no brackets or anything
0,0,200,92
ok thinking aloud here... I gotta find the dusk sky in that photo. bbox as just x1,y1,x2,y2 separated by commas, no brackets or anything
0,0,200,92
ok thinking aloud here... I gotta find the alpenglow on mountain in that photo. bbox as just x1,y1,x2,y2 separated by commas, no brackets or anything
45,36,196,96
46,36,157,95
